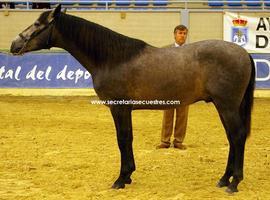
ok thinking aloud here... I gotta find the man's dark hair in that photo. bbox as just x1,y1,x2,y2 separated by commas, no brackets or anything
174,25,188,33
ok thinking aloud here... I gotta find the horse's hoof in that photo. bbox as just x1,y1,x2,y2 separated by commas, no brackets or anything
216,180,230,188
125,177,132,184
111,181,125,189
225,186,238,194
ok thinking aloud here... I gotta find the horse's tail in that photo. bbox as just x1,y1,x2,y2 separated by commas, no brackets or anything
240,54,255,137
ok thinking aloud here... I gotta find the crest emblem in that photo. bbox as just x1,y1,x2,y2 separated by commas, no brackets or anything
231,18,248,47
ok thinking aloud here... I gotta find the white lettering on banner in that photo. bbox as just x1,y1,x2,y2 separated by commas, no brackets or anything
75,69,84,84
26,65,51,81
0,66,21,81
67,70,74,80
15,66,21,80
46,66,52,81
254,59,270,81
56,65,67,80
84,71,91,79
56,65,91,84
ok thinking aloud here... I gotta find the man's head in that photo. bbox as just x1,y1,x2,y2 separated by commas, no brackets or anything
174,25,188,46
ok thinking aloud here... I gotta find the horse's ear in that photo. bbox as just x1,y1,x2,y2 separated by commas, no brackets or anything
48,4,62,22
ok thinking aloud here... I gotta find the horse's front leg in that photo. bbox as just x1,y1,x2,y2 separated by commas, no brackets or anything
110,105,135,189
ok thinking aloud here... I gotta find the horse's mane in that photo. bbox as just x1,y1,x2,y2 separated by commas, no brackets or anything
55,13,147,66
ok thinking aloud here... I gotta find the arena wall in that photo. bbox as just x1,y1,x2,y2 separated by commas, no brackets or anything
2,11,270,49
1,10,181,49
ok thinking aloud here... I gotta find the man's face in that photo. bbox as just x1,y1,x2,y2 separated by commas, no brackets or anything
174,29,188,46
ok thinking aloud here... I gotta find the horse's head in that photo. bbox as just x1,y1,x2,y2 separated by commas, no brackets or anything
10,4,63,55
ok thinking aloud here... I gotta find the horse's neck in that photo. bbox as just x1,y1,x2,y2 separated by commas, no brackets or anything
51,23,96,74
52,14,147,74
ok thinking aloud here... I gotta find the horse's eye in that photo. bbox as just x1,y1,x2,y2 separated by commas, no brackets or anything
34,22,40,27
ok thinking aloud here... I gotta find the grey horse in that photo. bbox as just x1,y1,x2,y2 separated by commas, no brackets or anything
10,5,255,193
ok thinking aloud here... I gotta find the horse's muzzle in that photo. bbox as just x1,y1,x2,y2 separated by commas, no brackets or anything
10,35,25,55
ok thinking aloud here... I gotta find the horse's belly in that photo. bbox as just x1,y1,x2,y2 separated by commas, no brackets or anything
128,72,203,105
132,104,182,110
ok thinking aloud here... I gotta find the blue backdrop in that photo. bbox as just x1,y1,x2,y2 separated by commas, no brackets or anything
0,53,92,88
0,52,269,89
251,54,270,88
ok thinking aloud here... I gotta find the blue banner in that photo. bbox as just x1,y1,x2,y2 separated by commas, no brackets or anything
0,53,93,88
251,54,270,89
0,53,269,89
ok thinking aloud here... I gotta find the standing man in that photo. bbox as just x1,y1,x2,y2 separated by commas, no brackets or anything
156,25,189,150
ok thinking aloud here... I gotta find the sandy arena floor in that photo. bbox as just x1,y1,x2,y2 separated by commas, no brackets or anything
0,96,269,200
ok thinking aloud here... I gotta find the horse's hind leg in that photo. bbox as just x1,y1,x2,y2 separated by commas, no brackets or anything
110,105,135,189
215,110,234,188
226,114,247,194
217,143,234,188
214,103,247,193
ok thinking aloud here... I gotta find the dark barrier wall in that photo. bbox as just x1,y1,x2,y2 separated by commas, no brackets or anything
0,53,269,89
